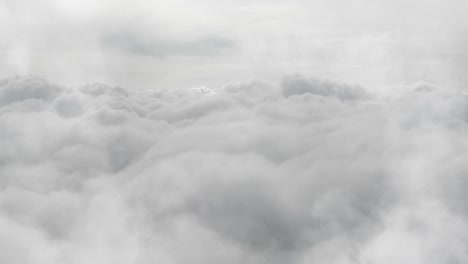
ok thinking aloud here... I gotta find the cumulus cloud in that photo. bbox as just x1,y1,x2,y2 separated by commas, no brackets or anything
0,76,62,106
280,74,371,100
1,74,468,263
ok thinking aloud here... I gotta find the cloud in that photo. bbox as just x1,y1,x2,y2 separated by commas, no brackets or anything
3,0,468,91
104,32,234,58
1,75,468,264
281,74,371,100
0,76,63,106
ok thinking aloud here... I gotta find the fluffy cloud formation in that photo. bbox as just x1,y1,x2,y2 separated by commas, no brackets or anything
1,75,468,264
281,74,371,100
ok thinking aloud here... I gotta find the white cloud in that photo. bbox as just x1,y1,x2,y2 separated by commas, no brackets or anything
2,75,468,263
1,0,468,262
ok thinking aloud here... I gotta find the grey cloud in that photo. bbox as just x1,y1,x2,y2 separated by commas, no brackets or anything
0,76,62,107
148,96,231,123
54,93,84,118
80,83,130,98
104,32,234,58
281,74,371,100
191,181,308,252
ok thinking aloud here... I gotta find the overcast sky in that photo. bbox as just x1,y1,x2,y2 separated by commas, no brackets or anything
2,0,468,90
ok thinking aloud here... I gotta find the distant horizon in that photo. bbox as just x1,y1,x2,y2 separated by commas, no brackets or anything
2,0,468,91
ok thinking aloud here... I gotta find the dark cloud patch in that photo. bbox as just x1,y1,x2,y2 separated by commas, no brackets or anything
281,74,371,100
192,182,307,252
0,76,62,107
104,32,234,58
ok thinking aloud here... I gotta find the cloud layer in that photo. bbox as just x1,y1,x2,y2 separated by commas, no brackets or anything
2,0,468,90
1,75,468,263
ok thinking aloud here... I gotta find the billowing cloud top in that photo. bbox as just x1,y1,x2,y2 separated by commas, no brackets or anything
2,75,468,264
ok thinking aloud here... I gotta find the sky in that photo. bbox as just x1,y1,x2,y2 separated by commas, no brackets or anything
2,0,468,91
2,1,468,264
